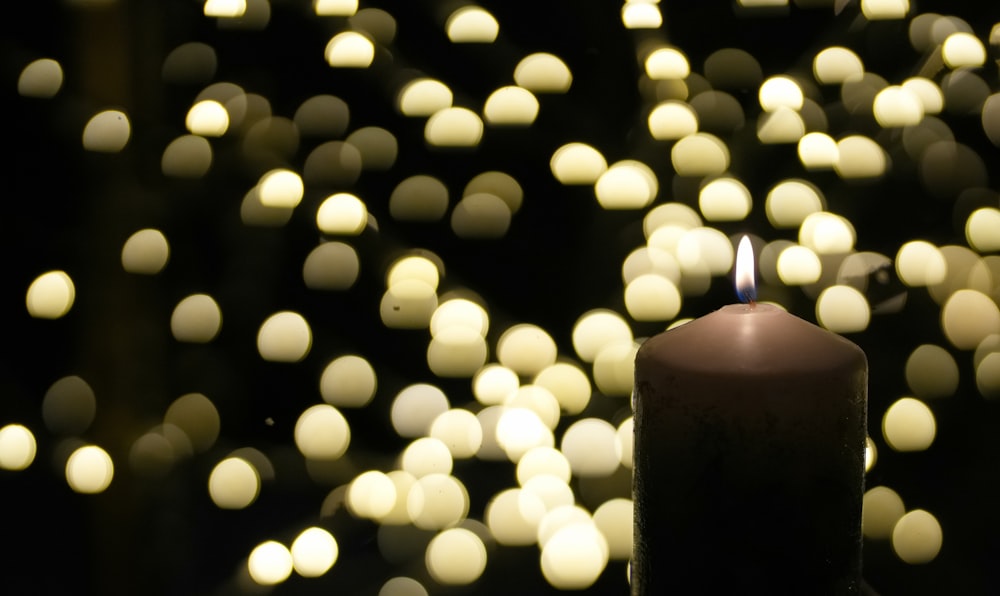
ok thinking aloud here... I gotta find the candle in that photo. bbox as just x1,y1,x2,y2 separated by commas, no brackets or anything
631,236,868,595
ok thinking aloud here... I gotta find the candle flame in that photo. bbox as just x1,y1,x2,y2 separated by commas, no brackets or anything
735,235,757,304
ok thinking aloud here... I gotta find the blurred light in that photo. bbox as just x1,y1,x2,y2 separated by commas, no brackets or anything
398,78,453,117
892,510,942,564
896,241,947,287
759,76,803,111
121,228,170,274
533,362,592,415
756,107,805,143
425,107,484,146
302,242,359,290
465,171,523,214
247,541,293,585
391,384,449,437
0,424,37,471
624,274,681,321
484,86,539,125
294,404,351,460
380,281,437,328
380,577,427,596
517,446,572,485
431,298,488,337
320,355,377,407
813,47,864,84
834,135,887,178
445,6,499,43
171,294,222,343
347,126,398,170
591,341,638,397
777,245,822,285
497,324,558,377
208,457,260,509
816,285,870,333
560,418,620,478
294,94,349,137
522,473,574,511
17,58,63,98
425,528,487,585
303,141,362,188
407,473,469,529
347,470,397,519
316,193,368,235
257,311,312,361
976,351,1000,399
595,160,658,210
161,134,213,178
540,522,609,589
82,110,131,152
901,77,943,115
430,409,483,458
496,408,554,461
942,32,986,68
966,208,1000,253
797,132,839,170
799,211,855,254
862,486,905,539
43,375,96,435
648,101,698,140
401,437,453,477
186,100,229,136
699,177,751,221
592,499,633,561
390,175,449,221
616,417,634,469
941,289,1000,350
550,143,608,184
883,397,936,452
623,246,681,285
450,193,511,238
676,227,734,275
291,527,339,577
905,344,959,399
486,488,547,545
866,436,877,472
766,179,825,228
258,168,304,208
505,385,561,430
164,392,221,453
873,86,923,127
671,133,730,176
162,42,217,84
537,505,593,548
644,202,702,236
324,32,375,68
644,47,689,79
65,444,114,494
860,0,909,20
621,2,662,29
381,470,418,525
473,364,519,406
26,270,75,319
314,0,357,17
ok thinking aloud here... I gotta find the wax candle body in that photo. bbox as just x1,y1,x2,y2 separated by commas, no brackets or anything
632,303,867,595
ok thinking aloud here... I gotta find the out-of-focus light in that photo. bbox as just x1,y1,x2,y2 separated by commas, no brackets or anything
591,341,638,398
593,498,633,559
324,32,375,67
347,470,397,519
258,168,304,208
883,397,936,452
905,344,959,399
347,126,398,170
517,446,572,485
0,425,37,471
486,488,547,545
834,135,887,178
799,211,856,254
17,58,63,98
26,270,75,319
204,0,246,17
291,527,339,577
941,289,1000,350
425,107,484,146
816,285,871,333
766,179,825,228
473,364,520,406
390,175,449,221
450,193,511,238
560,418,620,478
892,509,942,564
671,132,730,176
161,134,213,178
483,86,539,125
66,445,114,494
759,76,803,111
776,245,822,285
648,101,698,140
966,208,1000,253
513,53,573,93
429,409,483,458
896,241,947,287
757,107,805,144
186,100,229,136
314,0,357,16
121,228,170,274
644,47,689,79
171,294,222,343
813,47,864,84
398,78,453,117
316,193,368,235
550,143,607,184
902,77,943,115
496,408,554,462
302,242,359,290
540,522,609,589
208,457,260,509
425,528,487,585
621,2,662,29
624,274,681,321
164,393,220,454
82,110,131,152
257,311,312,362
860,0,909,20
594,160,658,210
445,6,499,43
247,541,293,585
862,486,905,539
942,32,986,68
699,177,751,221
505,385,561,430
43,376,96,436
797,132,839,170
873,86,923,127
401,437,453,477
391,384,449,438
497,324,558,377
407,473,469,529
320,355,377,408
294,404,351,460
533,362,592,416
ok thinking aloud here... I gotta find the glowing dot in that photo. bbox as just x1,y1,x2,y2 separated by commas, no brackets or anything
425,107,483,147
320,355,376,408
517,446,571,485
905,344,959,399
82,110,131,152
560,418,620,477
324,31,375,68
514,53,572,93
797,132,839,170
699,177,751,221
314,0,357,16
799,211,855,254
533,362,592,415
257,311,311,362
316,193,367,235
892,510,942,564
816,285,870,333
450,193,511,238
759,76,803,112
486,488,546,545
671,133,730,176
813,47,864,84
644,202,702,236
407,473,469,529
302,242,359,290
896,241,947,287
497,324,557,376
484,86,538,125
976,351,1000,399
942,32,986,68
208,457,260,509
121,228,169,274
347,470,397,519
247,541,293,586
860,0,909,20
186,100,229,136
866,436,877,472
873,86,923,127
18,58,63,98
941,289,1000,350
390,175,449,221
431,298,488,337
624,274,682,321
595,160,658,210
445,6,498,43
429,409,483,458
592,341,638,398
621,2,662,29
26,270,75,319
623,246,681,286
523,473,574,511
164,392,220,453
391,384,449,438
294,404,351,460
862,486,906,540
380,281,437,329
593,498,633,560
398,78,453,117
676,227,734,275
883,397,936,452
648,101,698,140
757,107,805,144
766,179,824,228
401,437,453,477
425,528,487,585
644,47,689,79
834,135,887,178
496,408,554,462
505,385,561,430
66,445,114,494
258,168,304,208
170,294,222,343
550,143,607,184
902,77,943,114
777,245,822,285
161,134,212,179
616,417,634,469
540,523,609,590
291,527,338,577
379,577,427,596
381,470,418,525
966,208,1000,253
0,424,37,471
572,309,633,363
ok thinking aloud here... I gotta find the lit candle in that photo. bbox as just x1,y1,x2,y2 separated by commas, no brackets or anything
631,236,868,594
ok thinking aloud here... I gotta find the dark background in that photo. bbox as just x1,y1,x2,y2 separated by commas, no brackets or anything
3,0,1000,594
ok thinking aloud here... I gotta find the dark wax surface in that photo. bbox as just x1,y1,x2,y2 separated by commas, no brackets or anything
632,304,868,595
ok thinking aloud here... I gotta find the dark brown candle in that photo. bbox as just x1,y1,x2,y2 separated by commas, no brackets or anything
631,238,868,595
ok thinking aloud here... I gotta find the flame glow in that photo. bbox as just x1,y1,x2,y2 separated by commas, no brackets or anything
735,235,757,303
